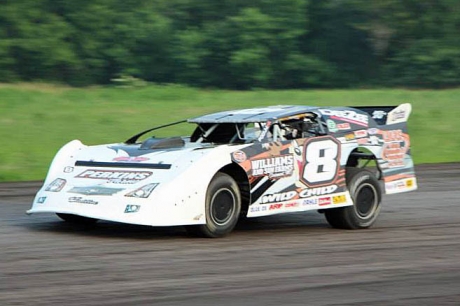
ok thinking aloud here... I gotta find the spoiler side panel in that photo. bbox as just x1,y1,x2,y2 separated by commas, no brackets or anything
359,104,417,194
352,103,412,126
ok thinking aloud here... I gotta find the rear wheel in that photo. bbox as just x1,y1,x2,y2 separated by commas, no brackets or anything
56,213,99,225
186,173,241,238
325,168,382,229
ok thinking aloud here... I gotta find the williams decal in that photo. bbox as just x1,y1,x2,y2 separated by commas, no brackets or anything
251,154,294,178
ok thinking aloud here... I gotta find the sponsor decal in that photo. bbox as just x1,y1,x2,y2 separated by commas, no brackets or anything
382,129,404,142
354,130,368,138
125,183,158,198
387,104,411,125
344,133,355,141
108,179,142,185
302,199,318,206
319,197,332,206
299,185,338,197
327,120,351,133
332,194,346,204
385,179,413,192
354,130,381,146
372,110,387,119
320,109,369,127
385,181,396,191
112,156,150,162
356,138,369,145
284,202,300,209
368,128,379,135
269,203,283,210
251,154,294,178
389,110,406,121
381,129,409,168
337,123,351,130
260,185,338,204
37,197,47,204
76,170,152,184
45,178,66,192
369,136,381,146
385,181,406,190
302,198,318,206
68,197,98,205
406,178,414,188
68,186,124,196
354,135,380,146
193,214,204,221
250,205,268,213
386,179,406,191
232,150,247,163
261,191,297,203
327,119,338,133
63,166,74,173
294,146,302,156
382,144,406,168
124,204,140,213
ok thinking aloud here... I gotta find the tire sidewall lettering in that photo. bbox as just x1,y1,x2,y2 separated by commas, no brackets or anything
350,174,370,196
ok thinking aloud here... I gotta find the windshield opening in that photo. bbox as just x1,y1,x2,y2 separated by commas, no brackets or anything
190,122,265,144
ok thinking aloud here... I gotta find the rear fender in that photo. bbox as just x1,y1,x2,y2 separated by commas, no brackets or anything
354,104,417,194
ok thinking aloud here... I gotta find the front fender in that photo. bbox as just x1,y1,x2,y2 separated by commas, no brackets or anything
42,140,86,186
157,144,250,225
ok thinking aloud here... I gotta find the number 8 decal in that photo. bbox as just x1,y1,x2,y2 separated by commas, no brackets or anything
301,136,340,187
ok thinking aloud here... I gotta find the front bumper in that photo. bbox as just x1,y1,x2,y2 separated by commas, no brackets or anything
28,188,206,227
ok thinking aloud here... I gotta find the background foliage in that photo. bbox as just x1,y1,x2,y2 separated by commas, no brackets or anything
1,84,459,181
1,0,460,89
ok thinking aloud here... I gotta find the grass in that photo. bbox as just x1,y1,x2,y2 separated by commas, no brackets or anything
1,83,459,181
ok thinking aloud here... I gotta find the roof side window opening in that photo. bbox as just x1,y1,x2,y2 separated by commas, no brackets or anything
241,123,265,143
280,114,321,140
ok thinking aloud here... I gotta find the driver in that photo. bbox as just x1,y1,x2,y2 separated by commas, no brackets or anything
283,119,316,139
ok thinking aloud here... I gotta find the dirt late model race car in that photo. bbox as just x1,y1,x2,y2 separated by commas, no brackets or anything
29,104,417,237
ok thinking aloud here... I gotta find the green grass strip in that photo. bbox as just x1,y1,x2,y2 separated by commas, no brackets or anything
1,83,459,181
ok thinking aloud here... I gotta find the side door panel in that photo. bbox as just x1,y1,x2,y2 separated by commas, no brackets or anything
232,135,353,217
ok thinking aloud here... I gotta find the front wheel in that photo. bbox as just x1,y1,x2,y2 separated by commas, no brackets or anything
186,173,241,238
325,168,382,229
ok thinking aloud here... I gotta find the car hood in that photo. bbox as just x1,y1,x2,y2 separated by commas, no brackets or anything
76,141,212,166
61,140,218,187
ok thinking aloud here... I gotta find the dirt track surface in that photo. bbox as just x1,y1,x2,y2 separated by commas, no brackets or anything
1,164,460,306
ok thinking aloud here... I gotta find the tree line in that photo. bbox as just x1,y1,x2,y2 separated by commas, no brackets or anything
1,0,459,89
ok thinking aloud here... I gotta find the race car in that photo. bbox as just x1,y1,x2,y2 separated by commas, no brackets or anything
28,104,417,237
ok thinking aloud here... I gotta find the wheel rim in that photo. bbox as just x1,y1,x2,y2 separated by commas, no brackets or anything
210,188,235,225
355,183,378,219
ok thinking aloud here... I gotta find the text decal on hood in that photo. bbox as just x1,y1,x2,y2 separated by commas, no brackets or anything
76,170,153,183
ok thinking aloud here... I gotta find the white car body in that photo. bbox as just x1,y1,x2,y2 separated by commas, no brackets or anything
28,104,417,233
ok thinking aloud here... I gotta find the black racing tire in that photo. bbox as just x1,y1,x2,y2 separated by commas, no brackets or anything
186,173,241,238
325,168,382,229
56,213,99,225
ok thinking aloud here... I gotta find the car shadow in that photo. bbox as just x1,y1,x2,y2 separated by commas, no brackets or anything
22,211,331,240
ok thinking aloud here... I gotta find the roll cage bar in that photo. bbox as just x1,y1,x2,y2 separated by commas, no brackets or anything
125,112,327,145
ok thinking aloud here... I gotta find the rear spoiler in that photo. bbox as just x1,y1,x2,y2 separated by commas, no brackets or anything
353,103,412,126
